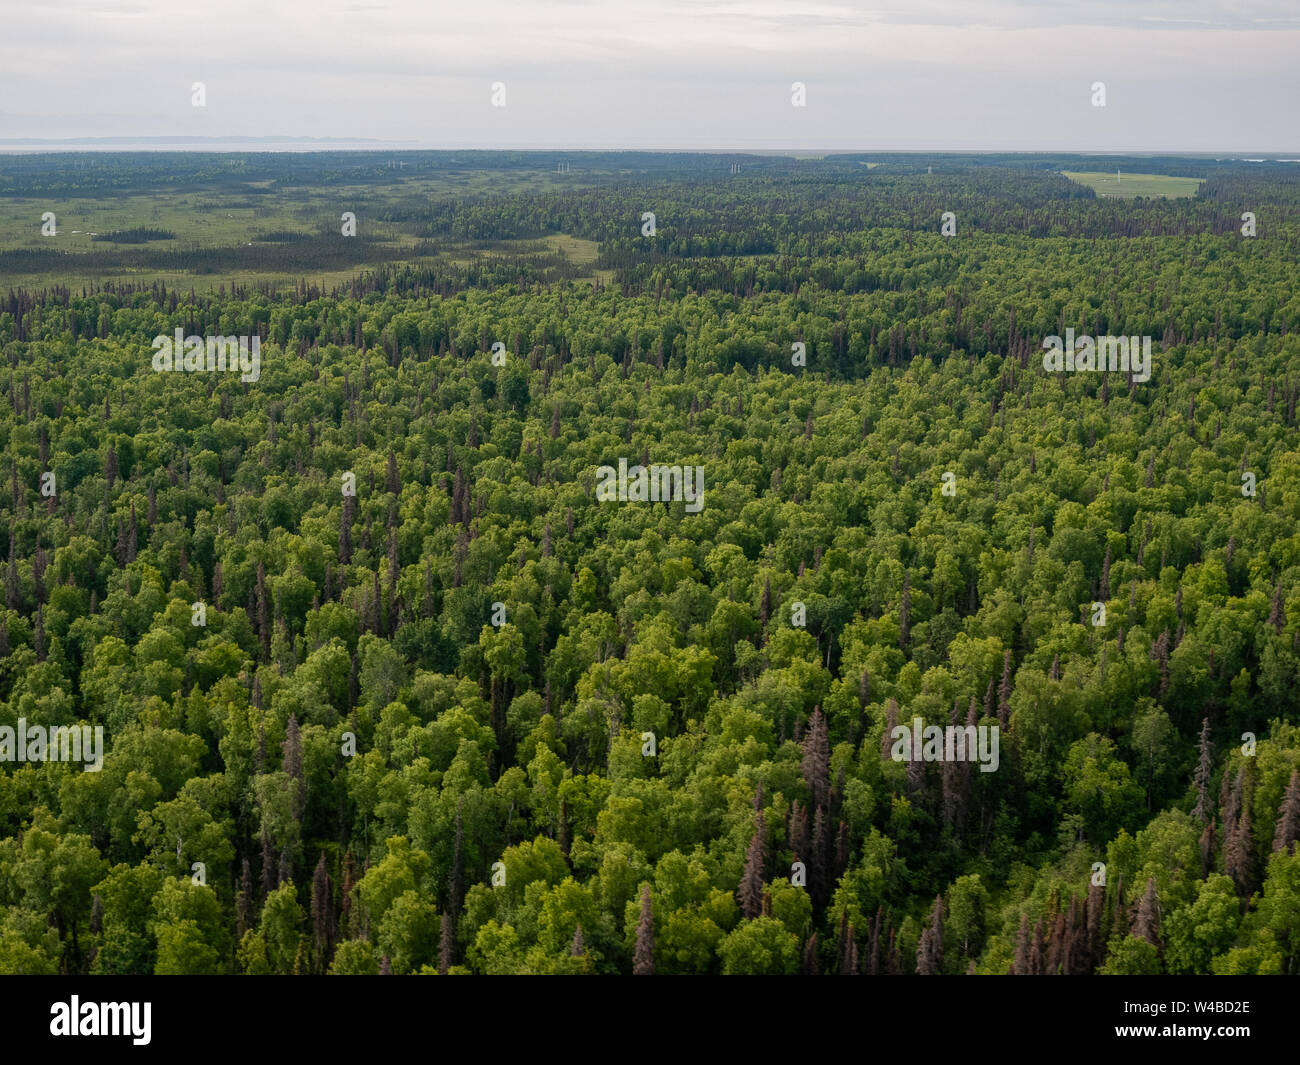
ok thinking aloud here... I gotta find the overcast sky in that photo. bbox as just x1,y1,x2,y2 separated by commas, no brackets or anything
1,0,1297,151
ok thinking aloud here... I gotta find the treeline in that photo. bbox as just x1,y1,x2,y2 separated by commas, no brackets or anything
6,230,1298,376
0,150,803,198
90,227,176,244
427,169,1300,258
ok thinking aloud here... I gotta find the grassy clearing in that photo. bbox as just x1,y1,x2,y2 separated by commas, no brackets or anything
545,234,600,266
1061,171,1203,199
0,175,607,292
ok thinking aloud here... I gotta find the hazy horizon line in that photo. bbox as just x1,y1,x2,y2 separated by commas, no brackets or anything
1,140,1299,157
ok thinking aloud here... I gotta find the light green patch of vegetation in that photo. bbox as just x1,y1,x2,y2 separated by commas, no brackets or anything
1061,170,1203,199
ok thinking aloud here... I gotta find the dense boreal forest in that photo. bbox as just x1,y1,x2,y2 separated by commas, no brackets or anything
1,151,1299,975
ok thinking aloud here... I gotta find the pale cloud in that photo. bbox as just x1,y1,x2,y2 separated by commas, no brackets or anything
0,0,1295,149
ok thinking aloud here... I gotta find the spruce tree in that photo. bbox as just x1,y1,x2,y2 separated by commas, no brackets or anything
865,906,883,975
439,913,454,975
801,706,830,812
738,808,766,920
801,931,819,976
1029,917,1045,975
1273,769,1300,855
997,651,1012,727
340,849,356,940
283,712,304,820
1199,818,1217,878
260,831,276,900
810,804,829,908
311,852,332,973
236,859,253,940
899,572,911,649
1192,717,1214,822
1084,881,1103,973
1224,769,1253,894
1011,913,1032,975
1045,911,1067,975
338,492,354,565
881,697,899,760
916,896,944,975
633,884,655,976
5,531,18,610
1150,629,1170,697
1130,877,1160,947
